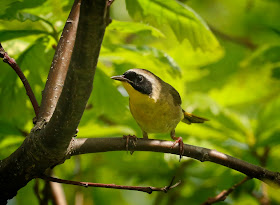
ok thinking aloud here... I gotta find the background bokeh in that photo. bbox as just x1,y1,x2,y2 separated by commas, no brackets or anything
1,0,280,204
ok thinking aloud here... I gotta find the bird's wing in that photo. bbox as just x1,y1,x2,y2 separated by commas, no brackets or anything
168,85,182,106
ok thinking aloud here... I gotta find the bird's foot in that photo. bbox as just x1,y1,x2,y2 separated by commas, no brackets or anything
123,134,138,155
170,137,184,161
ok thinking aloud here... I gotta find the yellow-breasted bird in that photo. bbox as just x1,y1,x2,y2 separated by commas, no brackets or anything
111,68,208,159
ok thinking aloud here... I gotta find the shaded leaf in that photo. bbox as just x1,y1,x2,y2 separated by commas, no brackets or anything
271,66,280,80
0,0,46,19
86,68,129,122
0,29,49,42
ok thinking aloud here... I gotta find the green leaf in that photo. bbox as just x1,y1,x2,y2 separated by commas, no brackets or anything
0,37,54,128
17,37,54,99
0,121,22,136
0,136,24,158
108,20,165,38
14,12,41,22
272,66,280,79
101,44,181,76
86,68,129,122
0,30,49,42
255,97,280,147
0,0,46,19
241,45,280,67
125,0,221,52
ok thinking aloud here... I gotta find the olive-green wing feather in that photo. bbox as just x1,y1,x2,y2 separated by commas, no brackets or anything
182,110,209,124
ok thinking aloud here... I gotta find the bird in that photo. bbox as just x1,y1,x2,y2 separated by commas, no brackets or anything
111,68,208,159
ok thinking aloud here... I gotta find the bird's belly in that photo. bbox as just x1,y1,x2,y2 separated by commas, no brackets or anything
129,98,183,134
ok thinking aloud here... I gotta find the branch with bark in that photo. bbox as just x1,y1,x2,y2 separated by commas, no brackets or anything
0,0,109,203
68,137,280,187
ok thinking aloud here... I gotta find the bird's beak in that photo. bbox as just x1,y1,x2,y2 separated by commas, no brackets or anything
111,75,129,82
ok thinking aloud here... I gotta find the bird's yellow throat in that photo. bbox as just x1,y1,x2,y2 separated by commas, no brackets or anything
121,81,154,103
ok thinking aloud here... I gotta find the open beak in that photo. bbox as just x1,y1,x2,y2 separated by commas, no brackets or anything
111,75,130,82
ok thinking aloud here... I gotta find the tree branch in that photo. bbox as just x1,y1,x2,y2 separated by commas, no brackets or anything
41,0,109,148
37,0,81,123
0,0,109,203
68,137,280,187
201,176,251,205
0,43,40,117
40,175,181,194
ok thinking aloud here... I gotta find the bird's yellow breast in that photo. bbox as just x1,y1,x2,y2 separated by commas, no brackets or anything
122,82,183,134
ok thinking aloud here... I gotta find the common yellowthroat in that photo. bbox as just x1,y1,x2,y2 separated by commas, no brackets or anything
111,69,208,158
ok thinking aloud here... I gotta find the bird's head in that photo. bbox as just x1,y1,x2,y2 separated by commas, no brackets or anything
111,69,160,97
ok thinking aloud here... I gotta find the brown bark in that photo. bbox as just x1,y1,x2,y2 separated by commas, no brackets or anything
0,0,109,203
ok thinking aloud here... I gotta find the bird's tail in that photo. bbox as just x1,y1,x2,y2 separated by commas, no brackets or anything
182,110,209,124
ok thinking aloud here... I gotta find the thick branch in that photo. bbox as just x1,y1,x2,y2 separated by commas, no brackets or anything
38,0,81,122
40,175,181,194
69,137,280,186
0,0,109,203
0,43,39,117
42,0,109,148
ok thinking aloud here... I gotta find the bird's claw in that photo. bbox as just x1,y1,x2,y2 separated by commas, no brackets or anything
170,137,184,161
123,135,137,155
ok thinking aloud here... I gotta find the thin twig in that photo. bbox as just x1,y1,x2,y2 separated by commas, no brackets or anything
201,176,251,205
0,43,40,117
40,175,181,194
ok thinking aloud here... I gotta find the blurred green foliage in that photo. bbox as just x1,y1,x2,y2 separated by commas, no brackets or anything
1,0,280,204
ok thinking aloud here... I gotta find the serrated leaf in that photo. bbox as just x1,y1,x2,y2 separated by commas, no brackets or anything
125,0,221,52
0,29,49,42
101,44,181,76
107,20,165,38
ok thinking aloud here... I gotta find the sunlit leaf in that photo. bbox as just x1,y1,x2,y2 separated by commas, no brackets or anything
107,20,165,38
125,0,221,52
101,44,181,76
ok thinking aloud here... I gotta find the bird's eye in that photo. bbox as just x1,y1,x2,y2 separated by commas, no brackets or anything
137,75,143,82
